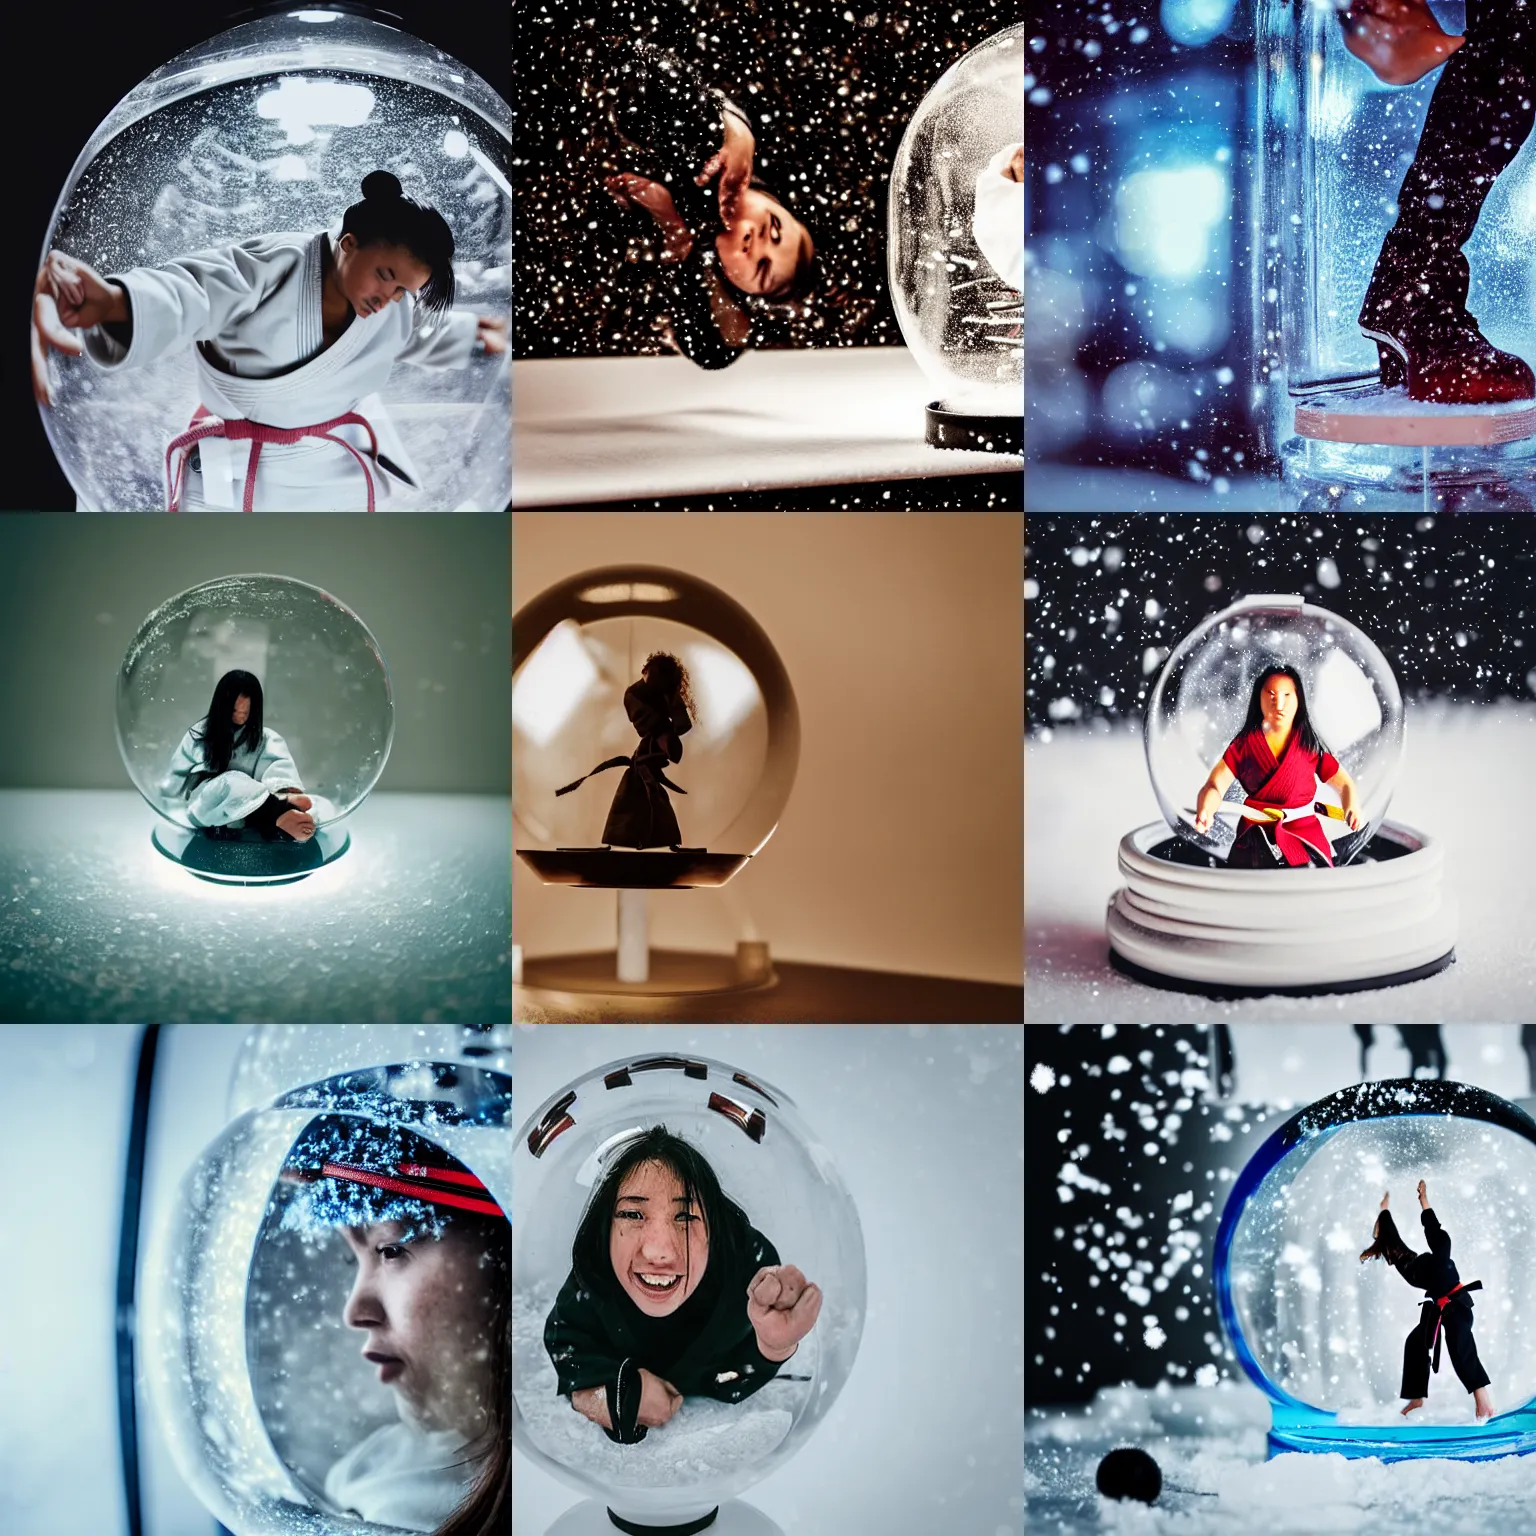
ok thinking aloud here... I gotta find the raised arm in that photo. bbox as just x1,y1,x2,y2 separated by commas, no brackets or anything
1420,1179,1451,1257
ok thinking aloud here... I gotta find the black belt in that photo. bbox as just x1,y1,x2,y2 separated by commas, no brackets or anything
556,752,687,798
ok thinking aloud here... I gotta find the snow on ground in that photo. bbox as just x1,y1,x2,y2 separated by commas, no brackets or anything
512,1282,802,1487
1027,1383,1536,1534
1026,701,1536,1020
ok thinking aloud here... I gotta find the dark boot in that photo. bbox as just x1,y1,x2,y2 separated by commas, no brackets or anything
1359,0,1536,401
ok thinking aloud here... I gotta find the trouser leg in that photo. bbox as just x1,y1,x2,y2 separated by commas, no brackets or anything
1442,1308,1491,1393
1361,0,1536,335
1401,1311,1433,1399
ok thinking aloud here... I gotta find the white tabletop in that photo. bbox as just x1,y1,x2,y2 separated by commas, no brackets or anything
512,347,1022,505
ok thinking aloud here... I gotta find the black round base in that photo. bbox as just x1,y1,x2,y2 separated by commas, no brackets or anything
152,824,348,886
1107,945,1457,1000
925,401,1022,454
607,1511,719,1536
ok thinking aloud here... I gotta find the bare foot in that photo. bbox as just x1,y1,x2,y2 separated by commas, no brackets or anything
1474,1387,1495,1420
1341,0,1466,86
276,808,316,842
1401,1397,1425,1416
284,793,313,811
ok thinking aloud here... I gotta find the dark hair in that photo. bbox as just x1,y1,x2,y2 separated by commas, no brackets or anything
182,669,263,795
437,1207,510,1536
341,170,456,317
641,651,697,723
1240,664,1331,759
1359,1209,1415,1269
570,1124,749,1301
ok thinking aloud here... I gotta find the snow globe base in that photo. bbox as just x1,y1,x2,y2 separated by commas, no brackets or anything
152,823,349,885
517,945,779,1009
1266,1401,1536,1462
543,1498,785,1536
517,849,752,889
1105,818,1457,997
924,401,1021,454
1294,383,1536,448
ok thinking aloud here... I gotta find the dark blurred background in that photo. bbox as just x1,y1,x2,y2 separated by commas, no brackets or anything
1026,515,1536,735
512,0,1014,357
1025,0,1264,492
4,0,509,511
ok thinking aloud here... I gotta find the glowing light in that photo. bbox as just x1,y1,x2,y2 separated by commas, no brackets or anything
1114,164,1229,281
578,582,680,604
513,620,600,748
683,640,761,740
1160,0,1237,48
442,129,470,158
255,77,376,147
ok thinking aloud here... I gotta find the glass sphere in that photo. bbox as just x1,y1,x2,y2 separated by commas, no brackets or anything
1214,1080,1536,1458
513,565,800,888
139,1037,511,1536
1145,595,1406,866
513,1053,866,1527
117,573,394,832
38,6,510,510
887,23,1024,415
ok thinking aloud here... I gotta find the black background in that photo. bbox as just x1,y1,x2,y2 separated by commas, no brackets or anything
1027,515,1536,734
3,0,509,511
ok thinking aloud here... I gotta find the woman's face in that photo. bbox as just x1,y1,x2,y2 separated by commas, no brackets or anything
335,235,433,318
231,694,251,727
609,1160,711,1317
713,187,809,298
341,1220,498,1436
1260,674,1299,731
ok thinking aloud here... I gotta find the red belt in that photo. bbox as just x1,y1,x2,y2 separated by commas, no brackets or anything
165,404,382,512
1426,1279,1482,1371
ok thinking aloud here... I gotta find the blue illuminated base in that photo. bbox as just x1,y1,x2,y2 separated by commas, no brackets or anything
1280,433,1536,513
1268,1402,1536,1462
151,823,350,885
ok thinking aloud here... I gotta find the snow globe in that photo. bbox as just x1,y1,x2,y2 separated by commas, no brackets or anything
1215,1078,1536,1460
1255,0,1536,508
139,1024,511,1536
117,573,393,884
513,564,800,999
1106,594,1457,994
513,1052,865,1535
887,22,1023,454
36,3,510,510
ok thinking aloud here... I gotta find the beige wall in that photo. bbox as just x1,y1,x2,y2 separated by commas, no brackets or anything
513,512,1023,987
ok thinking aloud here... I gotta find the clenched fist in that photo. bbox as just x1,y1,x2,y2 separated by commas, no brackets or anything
747,1264,823,1360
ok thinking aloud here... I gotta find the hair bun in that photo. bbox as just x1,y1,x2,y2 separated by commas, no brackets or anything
361,169,404,202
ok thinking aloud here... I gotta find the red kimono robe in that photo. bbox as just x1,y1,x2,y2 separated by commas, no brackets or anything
1221,727,1340,868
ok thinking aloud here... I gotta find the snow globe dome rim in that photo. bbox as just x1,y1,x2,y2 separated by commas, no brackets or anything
512,1051,865,1524
513,563,801,861
53,4,510,203
115,570,395,832
1214,1079,1536,1418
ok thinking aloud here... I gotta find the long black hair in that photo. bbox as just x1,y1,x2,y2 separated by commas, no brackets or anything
182,668,264,795
341,170,456,317
570,1124,749,1302
1240,663,1332,758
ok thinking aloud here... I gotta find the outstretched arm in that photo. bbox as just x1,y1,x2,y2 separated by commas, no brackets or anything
1420,1180,1451,1256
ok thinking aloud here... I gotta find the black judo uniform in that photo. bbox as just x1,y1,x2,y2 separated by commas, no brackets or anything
1376,1206,1490,1399
557,679,693,849
521,36,760,370
544,1219,789,1443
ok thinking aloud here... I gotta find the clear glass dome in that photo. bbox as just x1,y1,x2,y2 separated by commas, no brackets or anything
1146,595,1406,866
513,1053,866,1527
117,573,394,831
38,5,510,510
1214,1080,1536,1459
887,23,1024,415
513,565,800,889
139,1035,511,1536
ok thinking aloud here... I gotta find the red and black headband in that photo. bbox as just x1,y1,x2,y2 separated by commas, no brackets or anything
285,1157,505,1219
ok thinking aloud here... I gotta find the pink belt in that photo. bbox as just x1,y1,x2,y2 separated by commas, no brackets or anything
165,404,382,512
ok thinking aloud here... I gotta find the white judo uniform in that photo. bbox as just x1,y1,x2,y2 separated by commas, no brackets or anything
159,724,328,828
82,229,481,510
973,143,1024,291
323,1420,481,1532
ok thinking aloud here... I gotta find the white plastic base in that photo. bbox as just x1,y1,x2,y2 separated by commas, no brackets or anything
1106,819,1457,996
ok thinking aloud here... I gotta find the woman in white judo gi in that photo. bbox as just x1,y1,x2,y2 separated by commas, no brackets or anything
159,668,320,842
31,170,508,511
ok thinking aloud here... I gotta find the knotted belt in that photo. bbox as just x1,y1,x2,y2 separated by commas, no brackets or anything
165,403,384,512
556,749,688,799
1426,1279,1483,1372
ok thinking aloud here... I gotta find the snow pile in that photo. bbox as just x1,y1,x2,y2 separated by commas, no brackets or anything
512,1282,800,1487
